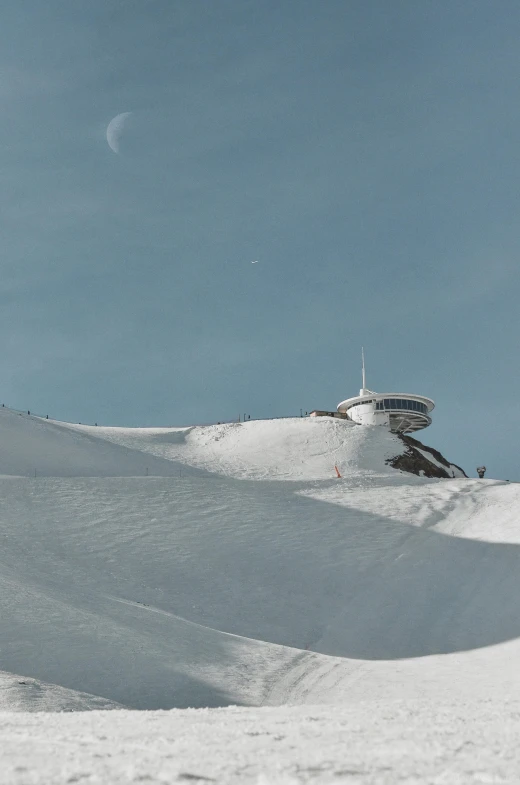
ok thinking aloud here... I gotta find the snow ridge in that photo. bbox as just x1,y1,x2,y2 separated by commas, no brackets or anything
1,407,519,783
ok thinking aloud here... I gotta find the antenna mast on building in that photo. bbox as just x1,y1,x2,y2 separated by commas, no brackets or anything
336,349,435,434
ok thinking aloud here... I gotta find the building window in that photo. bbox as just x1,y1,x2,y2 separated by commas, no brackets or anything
382,399,427,414
350,399,427,415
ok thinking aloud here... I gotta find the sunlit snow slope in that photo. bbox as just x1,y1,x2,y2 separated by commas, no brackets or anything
1,407,519,712
61,416,464,480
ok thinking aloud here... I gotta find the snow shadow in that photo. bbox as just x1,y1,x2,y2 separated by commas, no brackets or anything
68,476,520,663
0,409,208,477
3,474,520,711
0,562,278,710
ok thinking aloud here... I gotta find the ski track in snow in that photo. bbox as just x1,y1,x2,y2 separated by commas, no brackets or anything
1,407,520,783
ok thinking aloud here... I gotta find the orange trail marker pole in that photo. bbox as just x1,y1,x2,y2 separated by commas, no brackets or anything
335,465,341,478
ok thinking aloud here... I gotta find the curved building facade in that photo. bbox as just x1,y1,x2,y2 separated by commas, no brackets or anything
336,352,434,434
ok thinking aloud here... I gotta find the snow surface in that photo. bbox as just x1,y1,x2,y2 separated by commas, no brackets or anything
0,408,200,478
60,416,406,481
1,407,519,783
433,479,520,543
0,671,122,713
3,701,520,784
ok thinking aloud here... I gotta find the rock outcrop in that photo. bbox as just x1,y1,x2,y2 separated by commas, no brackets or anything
388,434,467,479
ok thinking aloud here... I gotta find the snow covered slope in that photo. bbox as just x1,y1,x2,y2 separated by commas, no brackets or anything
0,408,202,477
0,671,122,712
433,480,520,543
0,407,518,716
59,416,464,480
0,408,464,481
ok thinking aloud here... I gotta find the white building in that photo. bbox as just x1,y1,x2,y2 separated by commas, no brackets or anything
336,351,434,434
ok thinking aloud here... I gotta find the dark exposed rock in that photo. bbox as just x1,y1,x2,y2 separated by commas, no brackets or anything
387,434,467,479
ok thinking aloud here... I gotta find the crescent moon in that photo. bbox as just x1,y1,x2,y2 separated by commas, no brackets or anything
106,112,132,154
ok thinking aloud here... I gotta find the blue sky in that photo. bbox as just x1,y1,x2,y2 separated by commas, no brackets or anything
1,0,519,479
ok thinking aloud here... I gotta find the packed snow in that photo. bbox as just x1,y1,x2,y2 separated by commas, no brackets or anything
3,701,520,785
1,406,519,783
